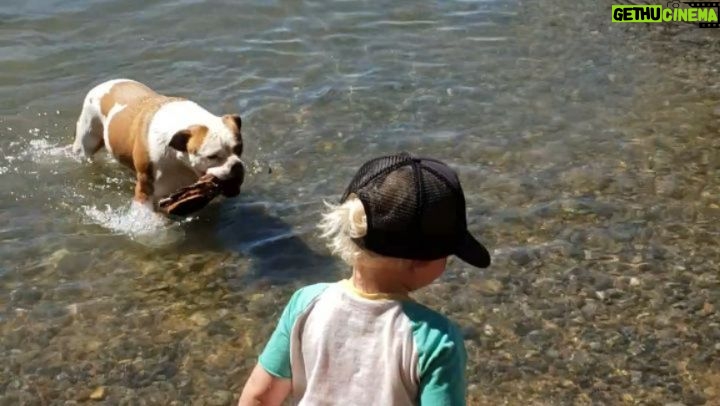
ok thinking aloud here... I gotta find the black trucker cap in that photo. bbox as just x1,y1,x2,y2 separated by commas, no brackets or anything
340,152,491,268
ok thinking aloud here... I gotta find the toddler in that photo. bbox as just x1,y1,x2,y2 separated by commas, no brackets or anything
238,152,491,406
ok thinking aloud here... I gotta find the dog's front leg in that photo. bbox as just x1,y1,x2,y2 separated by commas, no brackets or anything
133,141,155,209
134,167,154,207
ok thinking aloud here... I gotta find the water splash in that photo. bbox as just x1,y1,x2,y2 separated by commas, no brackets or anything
82,201,190,247
23,138,83,164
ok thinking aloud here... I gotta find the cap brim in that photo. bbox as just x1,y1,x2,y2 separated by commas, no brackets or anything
455,231,491,268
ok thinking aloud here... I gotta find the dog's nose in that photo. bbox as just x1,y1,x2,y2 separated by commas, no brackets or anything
230,161,245,183
219,161,244,197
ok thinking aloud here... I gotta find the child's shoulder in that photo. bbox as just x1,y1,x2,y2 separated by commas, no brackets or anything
290,282,333,300
282,282,334,314
400,300,464,350
401,300,457,327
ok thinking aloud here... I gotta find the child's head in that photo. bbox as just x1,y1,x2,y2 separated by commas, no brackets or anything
319,152,490,290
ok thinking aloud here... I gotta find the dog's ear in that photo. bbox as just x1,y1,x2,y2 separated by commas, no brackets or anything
169,125,208,153
169,129,191,152
222,114,242,135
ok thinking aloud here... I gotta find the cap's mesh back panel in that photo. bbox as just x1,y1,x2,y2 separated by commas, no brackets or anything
417,168,460,238
342,152,467,260
341,153,413,202
364,166,418,233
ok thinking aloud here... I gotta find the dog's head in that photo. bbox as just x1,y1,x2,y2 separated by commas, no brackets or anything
168,114,245,197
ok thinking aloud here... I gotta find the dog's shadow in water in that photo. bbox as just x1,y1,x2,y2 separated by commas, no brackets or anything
171,194,341,286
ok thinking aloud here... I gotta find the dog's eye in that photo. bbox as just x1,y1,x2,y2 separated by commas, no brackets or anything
207,154,221,160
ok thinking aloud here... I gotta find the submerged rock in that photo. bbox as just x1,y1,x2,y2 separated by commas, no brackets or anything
89,387,106,401
207,390,234,406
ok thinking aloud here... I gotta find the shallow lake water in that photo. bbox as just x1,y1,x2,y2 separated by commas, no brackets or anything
1,0,720,404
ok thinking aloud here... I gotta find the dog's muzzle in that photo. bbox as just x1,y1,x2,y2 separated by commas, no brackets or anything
219,161,245,197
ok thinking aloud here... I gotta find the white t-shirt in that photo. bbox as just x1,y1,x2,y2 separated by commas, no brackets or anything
258,280,467,405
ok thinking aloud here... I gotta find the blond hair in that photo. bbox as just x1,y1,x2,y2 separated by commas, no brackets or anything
318,195,369,265
319,195,420,273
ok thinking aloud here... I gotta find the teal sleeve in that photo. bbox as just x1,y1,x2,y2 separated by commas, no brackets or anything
258,283,330,379
402,302,467,406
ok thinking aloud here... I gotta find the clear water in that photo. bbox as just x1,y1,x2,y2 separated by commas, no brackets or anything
1,0,720,404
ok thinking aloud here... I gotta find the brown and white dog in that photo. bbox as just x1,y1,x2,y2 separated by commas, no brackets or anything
72,79,245,210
